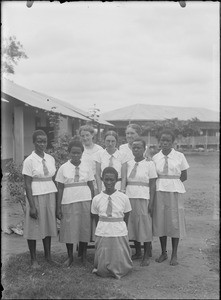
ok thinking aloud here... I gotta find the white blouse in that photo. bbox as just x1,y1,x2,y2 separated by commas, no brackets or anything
82,144,103,175
119,143,134,160
91,190,132,237
126,159,158,200
22,151,57,196
152,148,190,193
55,159,94,204
95,149,128,177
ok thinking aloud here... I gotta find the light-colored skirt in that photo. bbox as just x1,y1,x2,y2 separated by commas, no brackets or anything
153,191,186,239
128,198,152,242
23,193,57,240
94,235,132,279
59,201,91,244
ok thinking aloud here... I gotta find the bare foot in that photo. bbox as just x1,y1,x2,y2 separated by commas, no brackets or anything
63,257,73,267
46,259,60,266
31,261,41,269
170,256,178,266
45,256,52,263
132,253,142,260
155,253,168,263
140,257,150,267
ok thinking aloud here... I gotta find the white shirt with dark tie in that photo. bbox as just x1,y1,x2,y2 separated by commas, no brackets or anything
22,151,57,196
152,148,190,193
55,159,94,204
91,190,132,237
126,159,158,199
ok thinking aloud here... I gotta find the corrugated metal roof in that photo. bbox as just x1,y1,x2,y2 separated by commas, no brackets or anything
33,91,114,127
101,103,219,122
1,79,90,121
1,79,113,126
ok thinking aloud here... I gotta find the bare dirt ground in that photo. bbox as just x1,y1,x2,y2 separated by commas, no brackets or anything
1,153,220,299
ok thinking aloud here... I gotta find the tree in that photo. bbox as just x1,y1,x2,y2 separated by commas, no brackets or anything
2,36,28,75
88,104,102,143
88,104,100,123
142,117,201,141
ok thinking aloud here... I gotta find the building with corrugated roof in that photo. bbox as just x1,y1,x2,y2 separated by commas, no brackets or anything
101,103,219,150
1,79,113,167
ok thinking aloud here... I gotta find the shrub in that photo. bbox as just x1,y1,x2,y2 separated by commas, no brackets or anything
48,133,72,169
6,161,26,214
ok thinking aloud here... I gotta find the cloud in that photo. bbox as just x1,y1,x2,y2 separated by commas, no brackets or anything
2,1,219,114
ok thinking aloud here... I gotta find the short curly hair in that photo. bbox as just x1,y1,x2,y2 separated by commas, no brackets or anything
132,137,146,149
32,130,47,143
159,130,175,142
102,167,118,181
68,140,84,153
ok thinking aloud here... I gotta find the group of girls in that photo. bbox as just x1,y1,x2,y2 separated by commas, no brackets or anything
22,123,189,279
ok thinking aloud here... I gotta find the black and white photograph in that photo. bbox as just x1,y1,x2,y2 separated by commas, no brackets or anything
1,1,219,299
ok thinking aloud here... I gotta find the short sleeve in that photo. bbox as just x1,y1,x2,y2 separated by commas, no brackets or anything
55,165,65,183
93,150,102,163
91,196,99,214
119,149,131,163
123,194,132,213
88,165,95,181
22,157,33,177
50,156,56,166
121,152,130,164
148,161,158,179
180,154,190,171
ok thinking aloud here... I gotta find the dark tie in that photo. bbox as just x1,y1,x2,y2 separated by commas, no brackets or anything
129,162,138,179
42,159,49,176
106,196,112,217
109,155,114,167
74,166,80,182
163,156,169,175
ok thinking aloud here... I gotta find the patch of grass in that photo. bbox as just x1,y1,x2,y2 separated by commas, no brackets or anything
183,153,219,216
203,229,220,274
2,251,131,299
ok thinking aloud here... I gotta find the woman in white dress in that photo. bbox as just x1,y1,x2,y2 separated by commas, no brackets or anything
95,130,128,193
119,123,151,160
78,125,103,244
79,124,103,180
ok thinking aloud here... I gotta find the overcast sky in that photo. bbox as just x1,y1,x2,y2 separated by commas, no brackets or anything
2,1,220,115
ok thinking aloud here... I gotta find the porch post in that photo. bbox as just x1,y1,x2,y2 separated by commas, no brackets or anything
205,130,208,151
148,130,151,145
14,105,24,164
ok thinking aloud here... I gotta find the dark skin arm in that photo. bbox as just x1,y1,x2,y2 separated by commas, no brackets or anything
120,162,127,192
124,211,130,227
180,169,187,182
24,175,37,219
148,178,157,216
92,213,99,227
56,182,64,220
87,180,95,199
